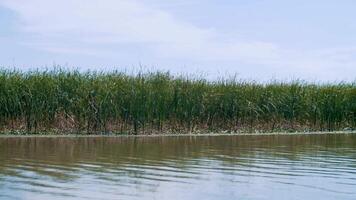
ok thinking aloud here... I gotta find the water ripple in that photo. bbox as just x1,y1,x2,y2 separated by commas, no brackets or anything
1,134,356,200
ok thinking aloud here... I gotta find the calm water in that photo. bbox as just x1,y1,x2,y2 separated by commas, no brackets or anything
0,134,356,200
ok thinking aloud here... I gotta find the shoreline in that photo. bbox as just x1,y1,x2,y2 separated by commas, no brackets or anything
1,70,355,139
1,131,355,138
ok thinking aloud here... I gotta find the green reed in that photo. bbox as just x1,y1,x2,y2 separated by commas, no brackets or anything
0,69,355,134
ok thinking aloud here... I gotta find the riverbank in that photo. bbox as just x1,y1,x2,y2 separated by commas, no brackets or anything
1,70,355,134
1,130,355,138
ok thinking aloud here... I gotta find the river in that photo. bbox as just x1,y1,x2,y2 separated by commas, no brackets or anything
0,134,355,200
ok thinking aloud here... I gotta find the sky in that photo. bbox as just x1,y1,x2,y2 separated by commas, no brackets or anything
0,0,355,81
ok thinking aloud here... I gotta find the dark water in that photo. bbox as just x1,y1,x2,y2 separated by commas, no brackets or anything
0,134,356,200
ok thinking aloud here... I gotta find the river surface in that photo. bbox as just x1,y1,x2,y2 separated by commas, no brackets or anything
0,134,356,200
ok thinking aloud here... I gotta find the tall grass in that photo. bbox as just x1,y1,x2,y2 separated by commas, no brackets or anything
0,69,355,134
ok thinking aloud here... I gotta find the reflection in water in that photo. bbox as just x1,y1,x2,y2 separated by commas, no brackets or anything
0,134,356,200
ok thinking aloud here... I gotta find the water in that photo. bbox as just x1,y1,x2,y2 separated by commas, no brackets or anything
0,134,356,200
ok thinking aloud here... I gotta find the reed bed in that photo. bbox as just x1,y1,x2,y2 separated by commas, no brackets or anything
0,70,355,134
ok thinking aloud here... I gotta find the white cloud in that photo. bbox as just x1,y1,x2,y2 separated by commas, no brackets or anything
1,0,209,44
0,0,280,62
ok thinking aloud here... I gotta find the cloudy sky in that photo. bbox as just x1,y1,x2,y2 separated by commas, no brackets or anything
0,0,355,81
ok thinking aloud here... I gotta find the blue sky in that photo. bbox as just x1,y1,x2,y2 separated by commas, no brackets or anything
0,0,355,81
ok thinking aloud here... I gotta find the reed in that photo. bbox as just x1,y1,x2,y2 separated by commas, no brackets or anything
0,69,355,134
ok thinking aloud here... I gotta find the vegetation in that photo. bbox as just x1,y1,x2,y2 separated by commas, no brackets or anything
0,70,355,134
